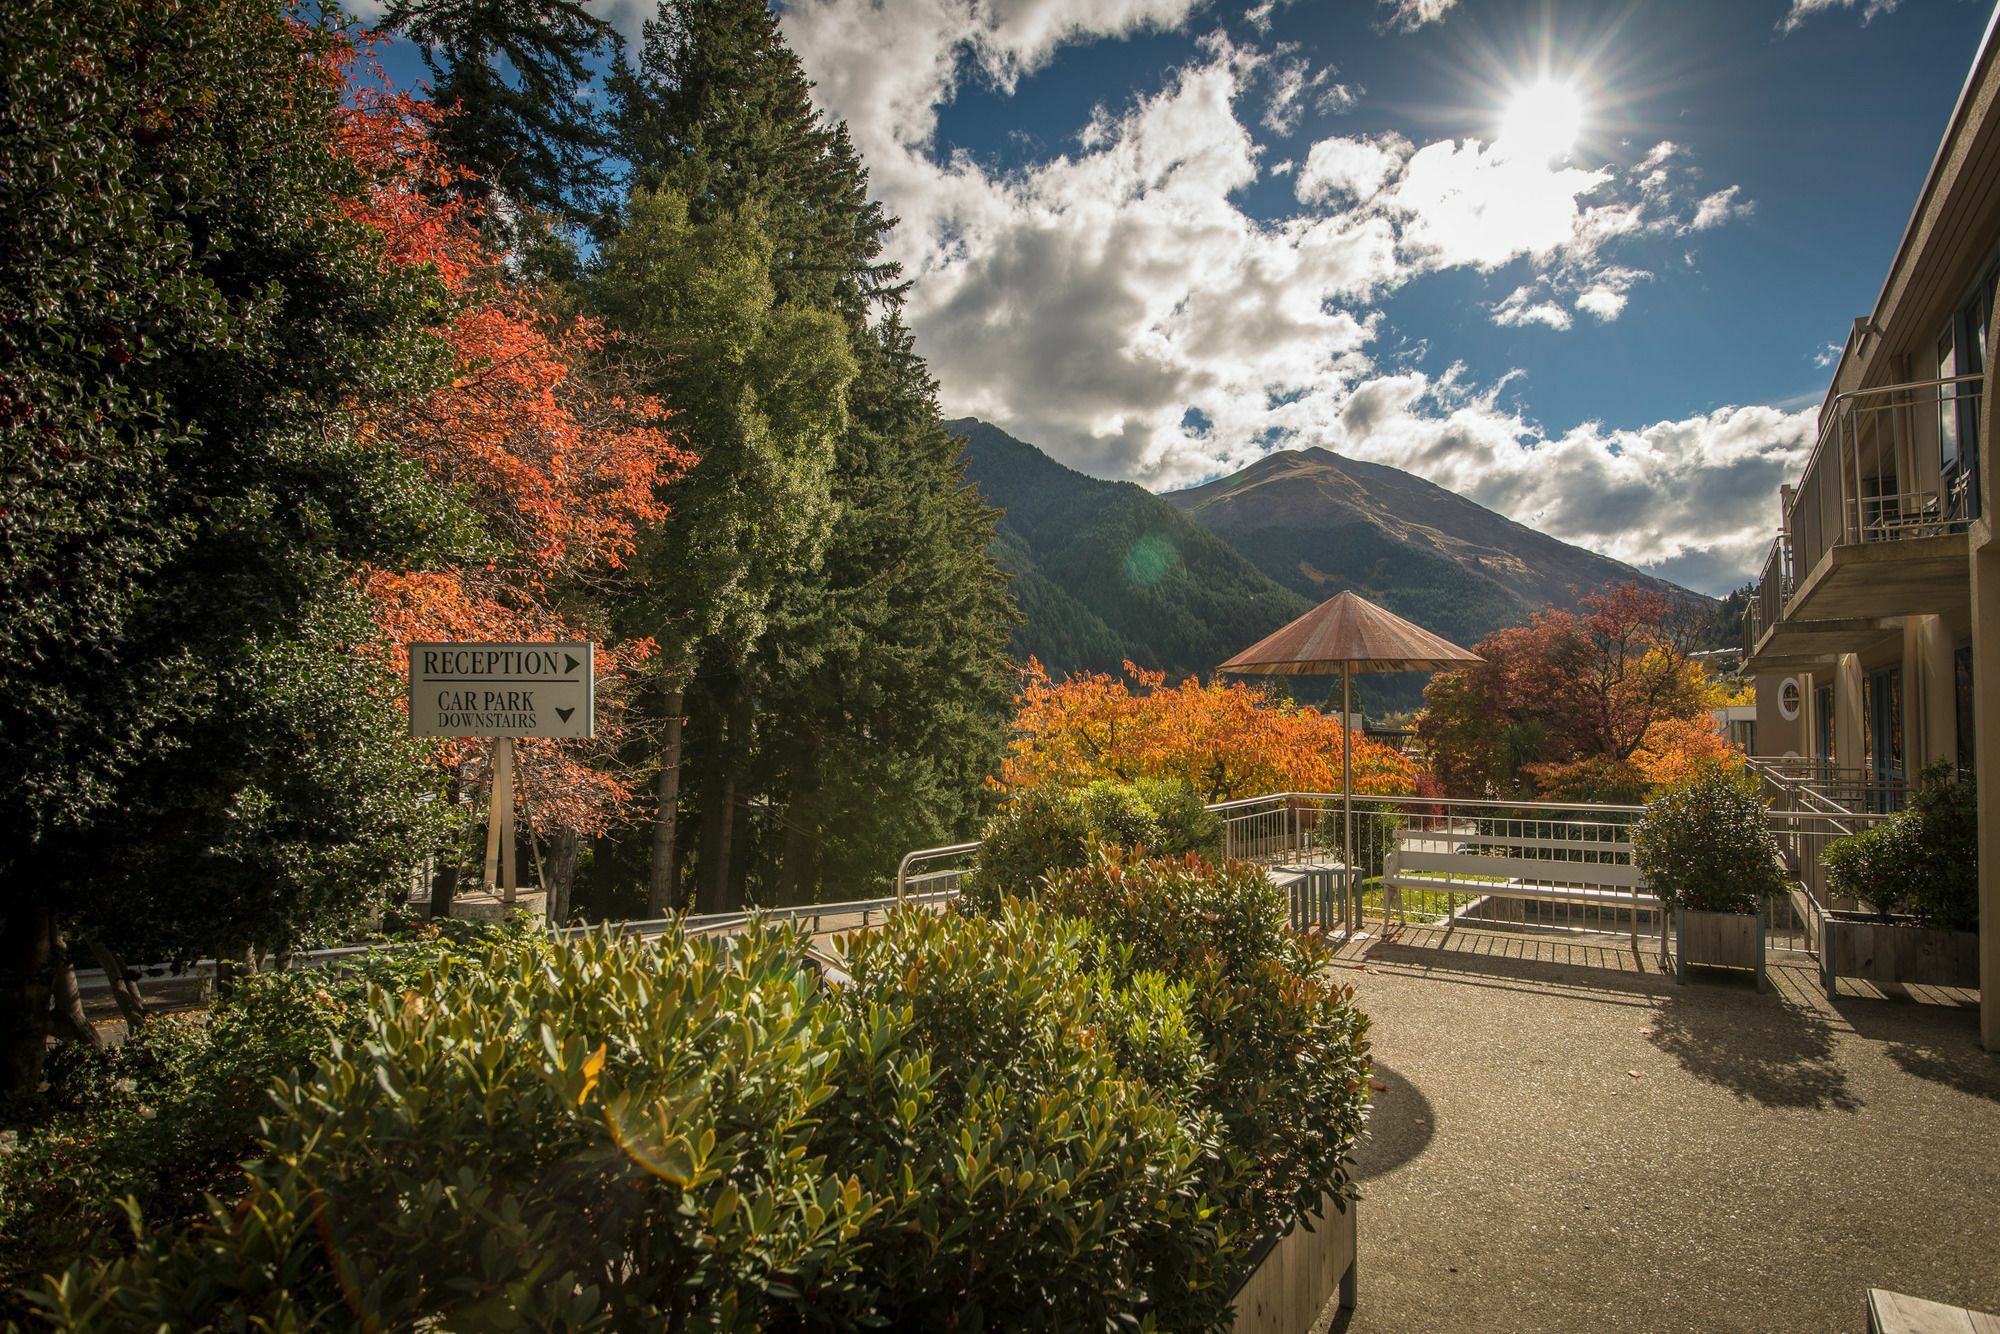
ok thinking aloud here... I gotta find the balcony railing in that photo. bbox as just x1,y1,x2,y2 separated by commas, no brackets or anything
1781,373,1984,599
1744,531,1793,656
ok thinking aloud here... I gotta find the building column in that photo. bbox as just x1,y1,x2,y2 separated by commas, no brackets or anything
1973,543,2000,1052
1834,653,1865,773
1905,614,1956,775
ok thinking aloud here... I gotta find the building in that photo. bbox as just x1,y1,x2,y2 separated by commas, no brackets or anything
1742,7,2000,1049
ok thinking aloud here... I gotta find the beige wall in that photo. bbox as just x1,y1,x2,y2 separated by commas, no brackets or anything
1753,672,1809,757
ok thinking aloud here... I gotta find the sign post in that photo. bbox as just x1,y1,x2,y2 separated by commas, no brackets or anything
408,643,595,907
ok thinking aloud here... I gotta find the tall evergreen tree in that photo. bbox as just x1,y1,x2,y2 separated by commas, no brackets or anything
600,0,1015,907
611,0,902,318
589,187,854,912
378,0,620,225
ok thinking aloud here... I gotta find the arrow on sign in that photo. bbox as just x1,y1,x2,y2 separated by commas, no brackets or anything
565,654,581,674
555,707,575,723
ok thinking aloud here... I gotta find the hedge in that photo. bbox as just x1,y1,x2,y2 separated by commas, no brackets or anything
1824,762,1978,930
967,777,1223,911
20,876,1371,1331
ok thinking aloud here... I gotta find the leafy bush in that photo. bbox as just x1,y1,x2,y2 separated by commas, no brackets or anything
1042,851,1372,1244
0,920,517,1299
1633,766,1786,913
968,777,1221,910
1824,763,1978,930
23,897,1370,1331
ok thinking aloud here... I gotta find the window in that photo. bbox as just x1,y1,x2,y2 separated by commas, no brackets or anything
1778,677,1801,721
1938,327,1961,476
1957,644,1976,776
1814,684,1834,777
1941,262,1995,520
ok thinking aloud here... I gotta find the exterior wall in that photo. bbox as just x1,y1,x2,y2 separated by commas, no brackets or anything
1754,672,1808,757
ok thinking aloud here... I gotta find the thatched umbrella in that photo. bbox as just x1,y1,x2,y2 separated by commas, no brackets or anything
1219,591,1481,902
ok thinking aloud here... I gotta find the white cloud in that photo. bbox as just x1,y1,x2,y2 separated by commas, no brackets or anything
1492,287,1574,330
1689,185,1751,231
779,3,1777,589
1779,0,1901,34
1295,134,1405,204
1814,341,1845,367
1379,0,1458,32
1259,48,1356,135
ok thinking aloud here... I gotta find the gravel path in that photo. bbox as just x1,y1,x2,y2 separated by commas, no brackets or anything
1319,924,2000,1333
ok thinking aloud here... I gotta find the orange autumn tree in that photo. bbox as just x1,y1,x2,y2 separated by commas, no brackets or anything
335,61,692,870
999,660,1418,802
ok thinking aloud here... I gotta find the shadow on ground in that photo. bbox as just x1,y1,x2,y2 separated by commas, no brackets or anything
1359,936,1666,1003
1647,982,1860,1112
1351,1061,1435,1183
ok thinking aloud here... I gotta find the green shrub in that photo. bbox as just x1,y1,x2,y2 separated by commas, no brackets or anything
1043,851,1372,1244
1633,767,1786,914
1824,763,1978,930
0,920,516,1299
1130,778,1225,858
967,778,1221,910
831,906,1240,1329
22,913,1281,1330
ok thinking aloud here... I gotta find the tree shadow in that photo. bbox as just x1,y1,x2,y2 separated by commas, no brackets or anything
1647,983,1861,1112
1351,1061,1436,1183
1881,1042,2000,1102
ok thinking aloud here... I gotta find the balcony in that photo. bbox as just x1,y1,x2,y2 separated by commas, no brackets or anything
1761,374,1980,633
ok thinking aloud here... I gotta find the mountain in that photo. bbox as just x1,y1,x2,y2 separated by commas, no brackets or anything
951,419,1713,712
948,418,1311,680
1165,446,1708,650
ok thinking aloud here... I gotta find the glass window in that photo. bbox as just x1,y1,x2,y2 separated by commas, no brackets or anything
1957,645,1976,776
1939,327,1961,474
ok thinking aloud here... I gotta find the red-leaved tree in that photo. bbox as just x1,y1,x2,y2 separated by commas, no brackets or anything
337,54,692,909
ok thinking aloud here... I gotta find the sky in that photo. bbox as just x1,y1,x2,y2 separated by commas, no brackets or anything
368,0,1998,595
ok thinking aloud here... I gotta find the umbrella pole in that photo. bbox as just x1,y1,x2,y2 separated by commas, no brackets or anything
1342,666,1353,932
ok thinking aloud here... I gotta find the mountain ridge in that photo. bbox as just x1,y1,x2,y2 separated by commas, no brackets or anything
947,417,1711,707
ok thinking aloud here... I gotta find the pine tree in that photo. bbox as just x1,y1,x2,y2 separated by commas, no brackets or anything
612,0,902,317
588,186,853,911
601,0,1015,907
379,0,620,225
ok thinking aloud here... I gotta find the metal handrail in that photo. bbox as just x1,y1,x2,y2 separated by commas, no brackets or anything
894,840,983,900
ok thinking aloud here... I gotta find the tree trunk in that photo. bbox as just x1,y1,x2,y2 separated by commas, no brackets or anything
212,942,256,1001
87,940,149,1031
47,925,102,1051
698,770,736,916
648,684,687,916
429,776,465,920
547,827,581,925
0,905,54,1095
723,691,755,909
777,735,822,905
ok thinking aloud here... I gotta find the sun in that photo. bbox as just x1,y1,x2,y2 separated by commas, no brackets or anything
1498,79,1585,161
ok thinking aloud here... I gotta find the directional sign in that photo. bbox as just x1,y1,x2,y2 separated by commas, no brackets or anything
407,642,594,739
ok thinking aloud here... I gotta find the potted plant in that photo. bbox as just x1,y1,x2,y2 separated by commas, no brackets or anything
1819,763,1979,999
1634,766,1785,990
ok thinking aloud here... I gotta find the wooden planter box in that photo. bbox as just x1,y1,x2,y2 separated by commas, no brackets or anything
1673,905,1766,992
1821,910,1980,999
1229,1193,1357,1333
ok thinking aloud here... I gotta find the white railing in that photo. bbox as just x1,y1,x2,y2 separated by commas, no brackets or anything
1783,373,1983,593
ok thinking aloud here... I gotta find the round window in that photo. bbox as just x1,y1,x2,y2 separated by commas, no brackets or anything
1778,677,1801,721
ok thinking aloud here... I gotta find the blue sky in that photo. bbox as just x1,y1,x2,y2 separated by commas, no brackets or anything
367,0,1996,593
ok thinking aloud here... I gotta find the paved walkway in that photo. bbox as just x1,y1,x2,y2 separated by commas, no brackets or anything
1318,923,2000,1333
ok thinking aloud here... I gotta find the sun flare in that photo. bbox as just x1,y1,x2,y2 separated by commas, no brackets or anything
1498,79,1585,161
